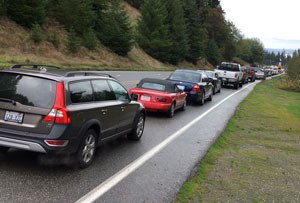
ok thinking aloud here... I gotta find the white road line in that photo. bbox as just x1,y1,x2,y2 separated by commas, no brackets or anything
76,83,256,203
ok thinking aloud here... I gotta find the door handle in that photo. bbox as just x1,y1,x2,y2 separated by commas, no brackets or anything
101,109,107,115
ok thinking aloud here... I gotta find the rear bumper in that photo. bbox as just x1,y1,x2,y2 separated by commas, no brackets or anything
187,92,202,102
141,101,171,112
0,136,46,153
221,77,238,85
0,125,81,154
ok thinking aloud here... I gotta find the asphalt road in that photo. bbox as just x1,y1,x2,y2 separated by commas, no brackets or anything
0,71,258,203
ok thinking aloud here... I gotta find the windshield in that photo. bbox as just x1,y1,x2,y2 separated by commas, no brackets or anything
0,72,56,109
206,72,214,78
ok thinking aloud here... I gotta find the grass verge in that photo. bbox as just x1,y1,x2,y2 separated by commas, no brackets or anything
176,77,300,202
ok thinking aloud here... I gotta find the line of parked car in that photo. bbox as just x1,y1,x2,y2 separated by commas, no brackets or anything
0,63,254,168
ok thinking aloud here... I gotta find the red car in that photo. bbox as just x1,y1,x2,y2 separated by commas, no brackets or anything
129,78,187,118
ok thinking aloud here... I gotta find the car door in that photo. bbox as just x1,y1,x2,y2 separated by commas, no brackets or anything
108,80,136,133
174,85,185,108
200,73,212,99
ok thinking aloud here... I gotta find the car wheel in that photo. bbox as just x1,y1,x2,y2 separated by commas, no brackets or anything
234,83,239,89
218,87,221,93
76,129,97,168
239,82,243,87
213,87,216,95
0,146,9,153
199,93,205,105
128,112,145,140
181,99,187,111
167,103,175,118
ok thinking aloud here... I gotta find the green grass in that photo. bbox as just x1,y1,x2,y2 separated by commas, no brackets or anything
176,77,300,202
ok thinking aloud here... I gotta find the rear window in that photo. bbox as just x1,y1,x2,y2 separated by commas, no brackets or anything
169,71,201,83
140,82,166,91
0,72,56,109
219,64,240,71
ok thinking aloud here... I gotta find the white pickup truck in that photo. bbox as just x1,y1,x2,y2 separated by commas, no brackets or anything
215,62,244,89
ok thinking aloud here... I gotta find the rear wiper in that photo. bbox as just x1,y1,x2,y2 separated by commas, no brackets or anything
0,98,17,105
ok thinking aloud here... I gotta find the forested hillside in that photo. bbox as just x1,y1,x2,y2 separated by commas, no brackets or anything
0,0,265,69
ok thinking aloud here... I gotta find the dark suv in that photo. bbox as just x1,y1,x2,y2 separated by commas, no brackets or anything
0,65,145,168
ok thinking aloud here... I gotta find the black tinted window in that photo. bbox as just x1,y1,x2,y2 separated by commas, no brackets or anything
91,80,115,101
108,80,129,101
219,64,240,71
0,73,56,109
70,81,93,103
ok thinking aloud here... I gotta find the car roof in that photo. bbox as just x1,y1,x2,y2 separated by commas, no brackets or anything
0,65,117,82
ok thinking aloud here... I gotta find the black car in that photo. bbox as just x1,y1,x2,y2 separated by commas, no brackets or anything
0,64,145,168
205,70,222,94
167,69,213,105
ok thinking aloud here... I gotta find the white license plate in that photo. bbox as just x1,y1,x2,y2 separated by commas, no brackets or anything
177,85,185,91
4,111,24,123
141,95,151,101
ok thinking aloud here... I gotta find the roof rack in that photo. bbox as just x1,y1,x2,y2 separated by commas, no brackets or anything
9,64,62,71
64,71,116,79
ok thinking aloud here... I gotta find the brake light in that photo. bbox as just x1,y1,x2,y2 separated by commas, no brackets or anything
43,82,71,124
157,97,167,102
192,85,201,92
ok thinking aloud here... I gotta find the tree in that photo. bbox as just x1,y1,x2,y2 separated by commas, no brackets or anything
82,27,98,50
54,0,95,35
31,23,43,44
236,38,264,64
0,0,7,16
7,0,48,27
67,28,81,53
95,0,134,56
183,0,207,64
137,0,172,62
206,39,221,66
165,0,189,64
287,52,300,79
125,0,144,9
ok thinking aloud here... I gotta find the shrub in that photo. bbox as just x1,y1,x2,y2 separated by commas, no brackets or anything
67,28,81,53
82,28,98,50
47,30,60,48
31,23,43,43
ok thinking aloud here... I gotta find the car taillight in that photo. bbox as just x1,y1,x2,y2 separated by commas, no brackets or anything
157,97,167,102
43,82,71,124
192,85,201,92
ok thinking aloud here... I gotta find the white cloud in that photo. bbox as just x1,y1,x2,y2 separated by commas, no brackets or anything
221,0,300,49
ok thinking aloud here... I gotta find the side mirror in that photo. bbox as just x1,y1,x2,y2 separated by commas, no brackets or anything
131,94,138,101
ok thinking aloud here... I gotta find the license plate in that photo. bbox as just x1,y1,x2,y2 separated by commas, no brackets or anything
141,95,151,101
4,111,24,123
177,85,185,91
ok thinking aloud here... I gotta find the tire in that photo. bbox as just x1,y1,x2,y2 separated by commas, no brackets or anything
76,129,97,168
167,103,175,118
199,93,205,105
181,99,187,111
218,87,221,93
213,86,216,95
239,82,243,87
0,146,9,153
128,112,145,140
234,83,239,89
207,92,212,101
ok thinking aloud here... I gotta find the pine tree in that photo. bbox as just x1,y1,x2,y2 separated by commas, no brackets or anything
7,0,48,27
0,0,7,16
67,28,81,53
55,0,95,35
206,39,221,66
31,23,43,44
166,0,189,64
95,0,134,56
183,0,207,64
82,27,98,50
137,0,172,62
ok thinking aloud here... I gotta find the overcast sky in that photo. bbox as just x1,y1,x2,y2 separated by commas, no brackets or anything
221,0,300,50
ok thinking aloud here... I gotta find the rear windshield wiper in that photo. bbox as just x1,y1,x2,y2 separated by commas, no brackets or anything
0,98,17,105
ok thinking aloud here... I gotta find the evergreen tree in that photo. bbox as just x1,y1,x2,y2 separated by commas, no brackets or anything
67,28,81,53
95,0,134,56
0,0,7,16
165,0,189,64
137,0,172,62
82,27,98,50
31,23,43,44
206,39,221,66
125,0,144,9
55,0,95,35
7,0,48,27
183,0,207,64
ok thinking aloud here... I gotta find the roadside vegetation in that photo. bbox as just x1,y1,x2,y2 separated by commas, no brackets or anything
176,77,300,202
0,0,267,70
